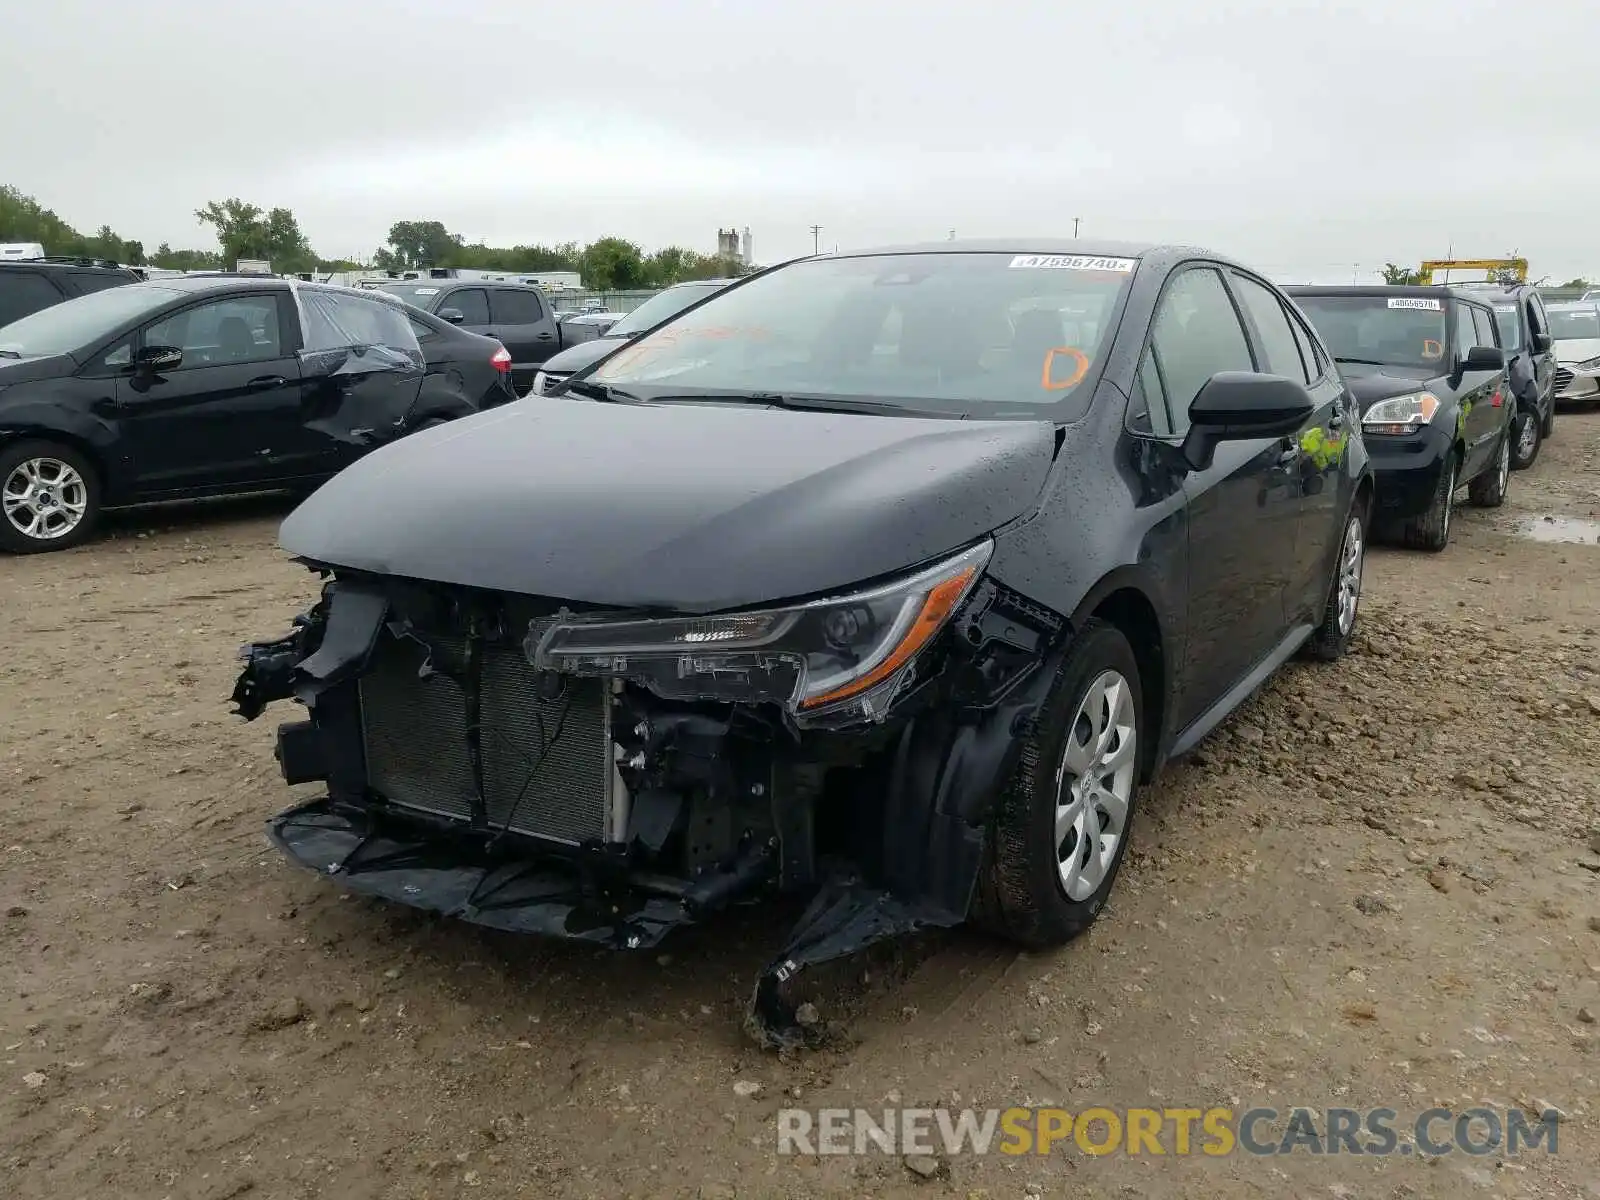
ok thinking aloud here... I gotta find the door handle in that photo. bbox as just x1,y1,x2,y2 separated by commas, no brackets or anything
535,332,555,341
248,375,288,389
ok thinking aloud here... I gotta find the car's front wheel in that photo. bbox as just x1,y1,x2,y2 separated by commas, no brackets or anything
975,620,1142,948
1397,452,1456,552
1510,409,1541,471
0,440,102,554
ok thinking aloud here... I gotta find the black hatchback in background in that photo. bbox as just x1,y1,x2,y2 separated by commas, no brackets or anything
235,240,1372,1046
0,276,515,553
1285,285,1513,551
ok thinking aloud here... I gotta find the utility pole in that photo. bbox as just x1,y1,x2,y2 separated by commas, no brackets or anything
1073,217,1081,238
1352,262,1359,284
810,225,822,255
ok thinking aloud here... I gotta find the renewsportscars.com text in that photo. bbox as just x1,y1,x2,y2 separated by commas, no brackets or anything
776,1106,1561,1158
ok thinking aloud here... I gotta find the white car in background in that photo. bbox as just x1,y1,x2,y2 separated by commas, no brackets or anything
1547,302,1600,403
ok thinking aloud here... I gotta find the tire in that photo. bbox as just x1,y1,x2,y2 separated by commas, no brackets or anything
1468,427,1511,508
1509,409,1541,471
1305,503,1366,662
1398,452,1456,552
0,439,102,555
974,619,1143,948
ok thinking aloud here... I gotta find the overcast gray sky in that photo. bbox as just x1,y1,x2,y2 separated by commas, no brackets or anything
7,0,1596,282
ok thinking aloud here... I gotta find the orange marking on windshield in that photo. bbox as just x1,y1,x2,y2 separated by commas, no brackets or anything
1041,346,1089,391
1421,339,1443,360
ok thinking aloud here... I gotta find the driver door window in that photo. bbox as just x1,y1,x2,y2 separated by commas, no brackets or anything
144,296,283,368
443,288,490,326
1452,303,1479,361
1146,267,1255,435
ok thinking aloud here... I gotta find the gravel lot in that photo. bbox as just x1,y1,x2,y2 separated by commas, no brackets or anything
4,410,1599,1200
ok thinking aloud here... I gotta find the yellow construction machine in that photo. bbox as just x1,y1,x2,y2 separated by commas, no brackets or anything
1416,258,1529,285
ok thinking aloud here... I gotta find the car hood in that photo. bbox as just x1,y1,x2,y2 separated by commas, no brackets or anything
280,398,1058,613
539,334,626,375
0,353,76,386
1337,363,1440,410
1555,337,1600,365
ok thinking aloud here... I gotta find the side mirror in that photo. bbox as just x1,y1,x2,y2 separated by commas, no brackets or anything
135,344,183,374
1533,333,1553,353
1461,346,1504,372
1180,372,1315,472
438,308,466,325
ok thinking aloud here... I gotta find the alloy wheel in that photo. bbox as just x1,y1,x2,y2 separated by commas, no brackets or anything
2,456,89,542
1052,669,1137,901
1337,515,1364,635
1440,462,1456,542
1517,414,1538,461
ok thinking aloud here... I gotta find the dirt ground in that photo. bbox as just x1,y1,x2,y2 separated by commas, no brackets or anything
4,410,1600,1200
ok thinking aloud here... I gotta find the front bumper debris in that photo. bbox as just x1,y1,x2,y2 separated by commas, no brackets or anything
269,797,692,947
233,568,1066,1049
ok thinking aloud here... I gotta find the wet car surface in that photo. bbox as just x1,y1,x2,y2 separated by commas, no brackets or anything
234,239,1375,1045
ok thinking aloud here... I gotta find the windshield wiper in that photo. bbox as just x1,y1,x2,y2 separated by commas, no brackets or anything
648,391,963,419
1333,356,1390,367
561,378,645,404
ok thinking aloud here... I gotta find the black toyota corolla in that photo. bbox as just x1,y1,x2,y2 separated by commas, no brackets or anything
233,241,1372,1045
1284,285,1514,551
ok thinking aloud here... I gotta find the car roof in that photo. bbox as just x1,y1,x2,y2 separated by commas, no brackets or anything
1283,284,1495,305
824,238,1266,275
0,258,136,275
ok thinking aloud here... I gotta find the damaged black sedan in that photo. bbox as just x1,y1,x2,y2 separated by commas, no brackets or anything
234,240,1373,1047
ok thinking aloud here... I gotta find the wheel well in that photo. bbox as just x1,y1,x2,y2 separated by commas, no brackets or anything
2,430,108,494
1089,587,1165,778
1355,474,1375,524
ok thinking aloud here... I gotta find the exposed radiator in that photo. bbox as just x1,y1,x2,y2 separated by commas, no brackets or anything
358,633,614,845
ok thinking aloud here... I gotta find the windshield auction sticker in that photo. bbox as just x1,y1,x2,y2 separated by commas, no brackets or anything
1387,297,1442,311
1009,255,1136,272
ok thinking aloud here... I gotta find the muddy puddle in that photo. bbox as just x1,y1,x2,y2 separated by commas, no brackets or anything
1517,515,1600,544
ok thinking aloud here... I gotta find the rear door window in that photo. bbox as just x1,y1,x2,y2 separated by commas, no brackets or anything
490,288,544,324
0,271,66,326
67,270,131,297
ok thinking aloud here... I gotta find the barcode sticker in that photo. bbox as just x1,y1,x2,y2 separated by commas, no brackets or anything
1009,254,1136,272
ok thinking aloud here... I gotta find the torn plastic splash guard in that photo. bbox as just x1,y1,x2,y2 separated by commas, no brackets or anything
266,796,966,1049
269,797,690,949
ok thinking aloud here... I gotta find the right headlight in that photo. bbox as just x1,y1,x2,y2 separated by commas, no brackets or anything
1571,356,1600,371
1362,391,1440,435
525,541,993,725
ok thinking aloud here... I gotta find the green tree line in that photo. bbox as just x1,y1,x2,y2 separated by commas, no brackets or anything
2,186,747,290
